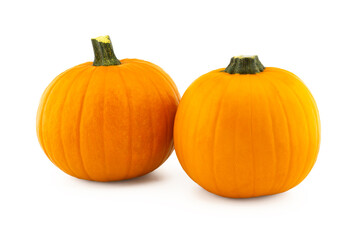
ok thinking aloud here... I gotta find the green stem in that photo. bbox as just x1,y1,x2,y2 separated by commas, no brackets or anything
91,35,121,66
223,55,265,74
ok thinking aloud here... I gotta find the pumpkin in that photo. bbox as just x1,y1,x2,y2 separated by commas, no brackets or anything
36,35,180,181
174,55,320,198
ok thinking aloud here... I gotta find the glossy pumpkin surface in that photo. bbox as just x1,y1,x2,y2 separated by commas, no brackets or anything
174,56,320,198
37,36,180,181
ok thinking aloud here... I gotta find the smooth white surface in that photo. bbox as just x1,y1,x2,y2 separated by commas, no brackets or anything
1,0,360,239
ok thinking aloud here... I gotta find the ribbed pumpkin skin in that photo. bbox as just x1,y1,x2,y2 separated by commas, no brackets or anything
174,67,320,198
37,59,180,181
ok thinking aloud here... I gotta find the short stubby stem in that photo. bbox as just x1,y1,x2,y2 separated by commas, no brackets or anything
91,35,121,66
223,55,265,74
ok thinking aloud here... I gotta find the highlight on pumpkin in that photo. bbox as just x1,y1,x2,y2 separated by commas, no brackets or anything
174,55,320,198
36,36,180,181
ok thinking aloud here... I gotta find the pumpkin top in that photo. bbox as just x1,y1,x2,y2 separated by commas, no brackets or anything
92,35,111,43
223,55,265,75
91,35,121,66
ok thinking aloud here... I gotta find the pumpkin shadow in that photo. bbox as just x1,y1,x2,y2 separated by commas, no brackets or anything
193,186,291,204
73,171,165,187
108,172,165,186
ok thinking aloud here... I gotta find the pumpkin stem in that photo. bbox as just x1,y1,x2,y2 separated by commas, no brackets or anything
223,55,265,74
91,35,121,66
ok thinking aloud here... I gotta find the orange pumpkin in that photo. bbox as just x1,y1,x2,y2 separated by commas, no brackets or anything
174,55,320,198
36,36,180,181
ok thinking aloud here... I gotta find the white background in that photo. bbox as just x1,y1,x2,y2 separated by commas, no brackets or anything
1,0,360,239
